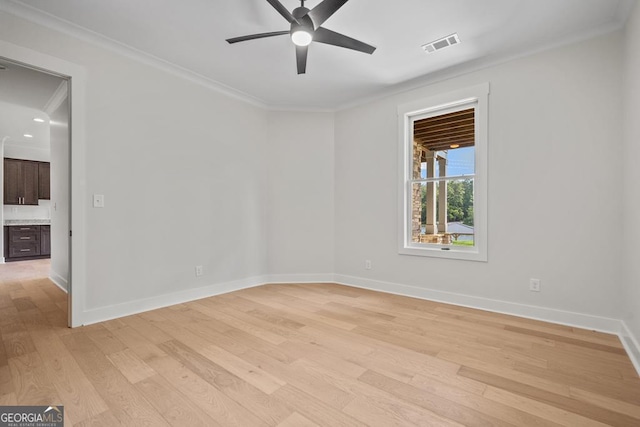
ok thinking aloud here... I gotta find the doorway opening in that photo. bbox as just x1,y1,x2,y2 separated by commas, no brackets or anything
0,57,71,327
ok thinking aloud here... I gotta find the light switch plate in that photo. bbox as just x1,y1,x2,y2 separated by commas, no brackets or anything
93,194,105,208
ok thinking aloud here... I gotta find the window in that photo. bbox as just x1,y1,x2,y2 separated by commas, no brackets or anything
398,83,489,261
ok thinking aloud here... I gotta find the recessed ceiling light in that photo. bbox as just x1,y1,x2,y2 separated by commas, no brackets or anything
422,33,461,54
33,118,45,123
24,134,33,138
450,144,460,148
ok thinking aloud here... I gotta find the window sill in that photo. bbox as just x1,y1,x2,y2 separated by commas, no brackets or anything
399,244,487,262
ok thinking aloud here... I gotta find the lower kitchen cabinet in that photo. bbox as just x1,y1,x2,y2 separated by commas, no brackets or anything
4,225,51,261
41,225,51,256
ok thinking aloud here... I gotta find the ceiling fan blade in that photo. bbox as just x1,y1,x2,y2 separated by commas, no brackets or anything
226,31,289,44
308,0,349,27
296,45,308,74
313,27,376,54
266,0,298,24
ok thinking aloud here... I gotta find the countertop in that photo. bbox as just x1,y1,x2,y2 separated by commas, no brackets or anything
4,219,51,226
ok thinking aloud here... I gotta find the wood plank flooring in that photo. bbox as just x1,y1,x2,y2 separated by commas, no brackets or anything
1,260,639,426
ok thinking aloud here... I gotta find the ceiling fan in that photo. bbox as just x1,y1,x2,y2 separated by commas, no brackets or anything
226,0,376,74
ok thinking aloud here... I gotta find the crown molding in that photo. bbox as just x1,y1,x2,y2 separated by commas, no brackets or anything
43,79,67,115
0,0,269,109
336,20,626,111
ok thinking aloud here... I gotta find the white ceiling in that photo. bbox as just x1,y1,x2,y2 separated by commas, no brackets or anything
0,59,63,151
0,57,64,110
0,100,51,151
6,0,635,110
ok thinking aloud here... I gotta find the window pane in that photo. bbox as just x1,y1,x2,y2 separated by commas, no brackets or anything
410,179,475,246
412,108,475,179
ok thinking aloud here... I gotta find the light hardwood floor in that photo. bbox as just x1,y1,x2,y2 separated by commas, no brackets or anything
1,261,639,426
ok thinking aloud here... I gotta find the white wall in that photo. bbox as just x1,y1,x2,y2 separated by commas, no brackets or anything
4,145,50,162
334,32,624,322
622,2,640,360
2,201,50,221
49,95,69,290
266,111,334,279
0,11,269,317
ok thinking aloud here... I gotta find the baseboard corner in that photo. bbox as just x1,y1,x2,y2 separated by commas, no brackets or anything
49,270,68,293
266,273,335,285
620,321,640,377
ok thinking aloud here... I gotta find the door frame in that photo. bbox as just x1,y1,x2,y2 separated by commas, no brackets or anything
0,40,87,327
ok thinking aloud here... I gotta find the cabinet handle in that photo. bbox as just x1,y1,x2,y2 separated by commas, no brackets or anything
19,249,30,252
19,237,30,240
19,228,30,230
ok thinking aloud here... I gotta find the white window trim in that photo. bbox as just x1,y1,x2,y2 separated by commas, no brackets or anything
397,83,489,262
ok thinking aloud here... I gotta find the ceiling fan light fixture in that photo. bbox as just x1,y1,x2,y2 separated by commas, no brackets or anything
291,29,313,46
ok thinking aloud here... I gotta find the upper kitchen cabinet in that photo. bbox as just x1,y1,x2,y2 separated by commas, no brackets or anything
38,162,50,200
4,158,39,205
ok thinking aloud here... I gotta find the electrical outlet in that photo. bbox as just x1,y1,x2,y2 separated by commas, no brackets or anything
365,260,372,270
195,265,203,277
529,278,541,292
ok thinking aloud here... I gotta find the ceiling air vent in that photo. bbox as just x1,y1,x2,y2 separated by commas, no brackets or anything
422,33,460,53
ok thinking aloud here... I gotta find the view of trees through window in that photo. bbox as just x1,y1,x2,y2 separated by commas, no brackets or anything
420,179,474,225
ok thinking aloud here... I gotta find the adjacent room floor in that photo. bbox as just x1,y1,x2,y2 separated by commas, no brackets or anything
0,262,639,426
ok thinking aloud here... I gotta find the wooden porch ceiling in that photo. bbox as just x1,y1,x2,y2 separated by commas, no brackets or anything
414,108,475,152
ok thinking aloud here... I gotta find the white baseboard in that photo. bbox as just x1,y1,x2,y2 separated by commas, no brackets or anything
266,273,335,284
79,275,268,326
620,321,640,376
77,271,620,334
49,270,68,293
334,274,622,334
72,271,639,377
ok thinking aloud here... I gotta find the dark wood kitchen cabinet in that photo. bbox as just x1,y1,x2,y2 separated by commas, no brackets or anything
4,225,51,261
4,158,39,205
40,225,51,256
5,225,40,259
38,162,50,200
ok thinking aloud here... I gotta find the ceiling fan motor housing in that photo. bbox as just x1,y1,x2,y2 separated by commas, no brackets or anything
291,7,314,33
